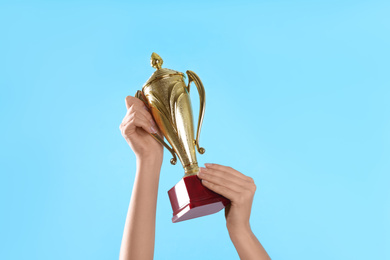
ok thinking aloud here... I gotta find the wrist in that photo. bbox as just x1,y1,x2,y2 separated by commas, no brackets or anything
137,156,163,169
136,152,163,170
227,222,252,238
136,149,163,162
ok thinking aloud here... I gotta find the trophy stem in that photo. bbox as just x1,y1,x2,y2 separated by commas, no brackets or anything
184,163,199,176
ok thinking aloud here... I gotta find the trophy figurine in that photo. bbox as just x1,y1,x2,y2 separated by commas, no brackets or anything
135,53,230,223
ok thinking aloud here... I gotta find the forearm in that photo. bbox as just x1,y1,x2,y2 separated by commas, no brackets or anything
228,226,270,260
119,155,163,260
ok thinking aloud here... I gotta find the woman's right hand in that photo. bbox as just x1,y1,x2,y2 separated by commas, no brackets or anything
197,164,256,232
119,96,163,161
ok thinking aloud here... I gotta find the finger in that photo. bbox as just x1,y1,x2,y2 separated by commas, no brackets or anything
125,105,155,124
198,167,246,193
124,104,156,129
121,116,156,135
134,115,157,134
137,106,155,125
121,114,157,135
199,167,250,189
204,163,254,183
201,179,237,201
125,95,145,110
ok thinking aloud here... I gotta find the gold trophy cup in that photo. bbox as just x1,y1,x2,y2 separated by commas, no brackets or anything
135,53,230,223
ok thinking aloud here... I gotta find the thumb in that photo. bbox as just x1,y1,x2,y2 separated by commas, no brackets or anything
224,203,232,219
125,95,146,110
125,96,132,109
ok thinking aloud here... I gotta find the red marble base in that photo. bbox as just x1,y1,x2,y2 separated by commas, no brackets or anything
168,175,231,223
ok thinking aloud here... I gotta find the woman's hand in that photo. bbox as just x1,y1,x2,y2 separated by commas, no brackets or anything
198,164,256,232
119,95,163,160
198,164,270,260
119,96,165,260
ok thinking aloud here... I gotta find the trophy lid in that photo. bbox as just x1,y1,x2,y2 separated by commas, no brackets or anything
143,53,184,88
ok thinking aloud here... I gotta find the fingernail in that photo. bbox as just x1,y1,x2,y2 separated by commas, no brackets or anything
204,163,214,168
143,105,149,111
199,167,207,175
150,119,156,127
151,126,158,133
199,167,207,172
202,179,209,184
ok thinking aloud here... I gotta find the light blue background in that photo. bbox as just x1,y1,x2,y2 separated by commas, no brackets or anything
1,1,389,259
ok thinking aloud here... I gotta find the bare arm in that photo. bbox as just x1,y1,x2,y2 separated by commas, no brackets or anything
119,96,163,260
227,224,270,260
198,164,270,260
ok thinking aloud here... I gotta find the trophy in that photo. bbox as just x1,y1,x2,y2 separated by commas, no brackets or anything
135,53,230,223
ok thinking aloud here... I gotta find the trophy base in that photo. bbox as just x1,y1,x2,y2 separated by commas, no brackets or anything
168,175,230,223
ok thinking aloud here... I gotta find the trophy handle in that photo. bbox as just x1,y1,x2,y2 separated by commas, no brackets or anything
186,70,206,154
135,90,178,165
